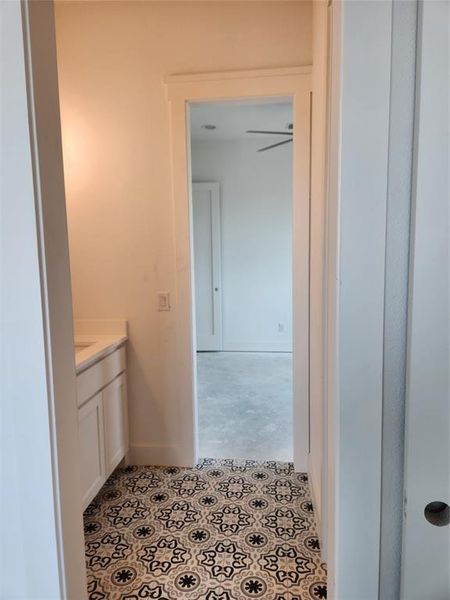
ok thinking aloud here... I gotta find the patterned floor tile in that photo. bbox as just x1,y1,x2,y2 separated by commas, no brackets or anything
84,459,327,599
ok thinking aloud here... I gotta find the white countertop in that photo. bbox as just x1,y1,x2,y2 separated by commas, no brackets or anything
75,333,127,374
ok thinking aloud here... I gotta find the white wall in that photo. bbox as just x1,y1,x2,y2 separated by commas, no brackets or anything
55,1,312,464
312,2,420,596
327,1,394,598
1,1,87,597
191,138,292,352
1,6,60,595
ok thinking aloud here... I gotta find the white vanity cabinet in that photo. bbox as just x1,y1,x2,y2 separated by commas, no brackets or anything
76,345,128,509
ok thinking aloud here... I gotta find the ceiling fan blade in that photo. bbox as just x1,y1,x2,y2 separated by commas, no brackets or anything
246,130,293,136
257,139,293,152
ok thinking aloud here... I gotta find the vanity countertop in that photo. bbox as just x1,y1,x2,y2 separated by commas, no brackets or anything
75,333,127,373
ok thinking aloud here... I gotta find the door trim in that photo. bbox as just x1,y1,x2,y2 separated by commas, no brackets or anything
166,66,312,470
24,2,88,597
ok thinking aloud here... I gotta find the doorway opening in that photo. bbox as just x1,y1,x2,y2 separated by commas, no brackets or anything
189,99,294,462
166,66,311,472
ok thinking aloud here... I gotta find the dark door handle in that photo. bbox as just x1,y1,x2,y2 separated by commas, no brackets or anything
424,502,450,526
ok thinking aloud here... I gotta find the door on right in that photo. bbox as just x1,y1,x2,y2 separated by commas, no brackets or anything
192,182,223,352
401,1,449,598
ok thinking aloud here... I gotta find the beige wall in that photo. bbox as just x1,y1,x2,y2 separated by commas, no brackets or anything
55,1,312,459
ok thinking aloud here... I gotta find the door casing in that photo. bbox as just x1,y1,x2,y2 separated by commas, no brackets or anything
165,66,312,472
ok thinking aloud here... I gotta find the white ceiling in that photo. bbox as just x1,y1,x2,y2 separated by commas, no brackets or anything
189,100,293,142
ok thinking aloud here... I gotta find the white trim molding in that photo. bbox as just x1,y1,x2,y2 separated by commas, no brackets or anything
325,2,393,598
165,66,312,471
165,65,311,86
1,2,87,598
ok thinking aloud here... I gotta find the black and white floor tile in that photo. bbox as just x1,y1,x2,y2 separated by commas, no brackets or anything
84,459,327,599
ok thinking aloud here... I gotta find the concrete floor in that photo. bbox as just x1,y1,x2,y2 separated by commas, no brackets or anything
197,351,293,462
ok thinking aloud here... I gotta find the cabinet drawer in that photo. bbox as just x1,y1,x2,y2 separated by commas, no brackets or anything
77,346,125,407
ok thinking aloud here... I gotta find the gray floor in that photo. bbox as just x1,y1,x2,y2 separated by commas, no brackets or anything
197,351,293,462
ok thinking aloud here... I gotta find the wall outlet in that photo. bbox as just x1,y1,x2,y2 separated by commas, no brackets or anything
278,322,285,333
158,292,171,311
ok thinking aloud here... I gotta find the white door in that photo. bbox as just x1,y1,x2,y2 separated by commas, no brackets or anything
401,2,449,598
103,373,128,475
78,393,105,509
192,182,222,351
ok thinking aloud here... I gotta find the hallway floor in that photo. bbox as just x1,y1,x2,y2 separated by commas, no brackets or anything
197,352,293,462
84,458,327,599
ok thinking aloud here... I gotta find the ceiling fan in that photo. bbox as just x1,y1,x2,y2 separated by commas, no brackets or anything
246,123,293,152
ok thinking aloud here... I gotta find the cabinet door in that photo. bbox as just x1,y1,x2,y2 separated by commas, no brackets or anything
78,392,105,509
103,373,128,476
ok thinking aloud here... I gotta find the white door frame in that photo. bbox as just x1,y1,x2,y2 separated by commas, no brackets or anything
165,66,312,470
2,1,87,598
192,182,223,352
325,1,404,598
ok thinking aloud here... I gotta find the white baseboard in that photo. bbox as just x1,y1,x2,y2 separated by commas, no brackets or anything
222,340,292,352
129,444,191,467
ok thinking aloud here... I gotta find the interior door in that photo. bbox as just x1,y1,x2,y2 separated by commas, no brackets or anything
401,2,449,598
192,182,222,351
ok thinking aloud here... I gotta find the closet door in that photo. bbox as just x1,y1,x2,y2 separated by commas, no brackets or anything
192,182,222,351
401,2,449,597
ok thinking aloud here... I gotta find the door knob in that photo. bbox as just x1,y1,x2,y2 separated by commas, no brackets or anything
424,501,450,527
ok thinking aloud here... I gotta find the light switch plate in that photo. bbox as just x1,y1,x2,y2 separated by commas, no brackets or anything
157,292,171,311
